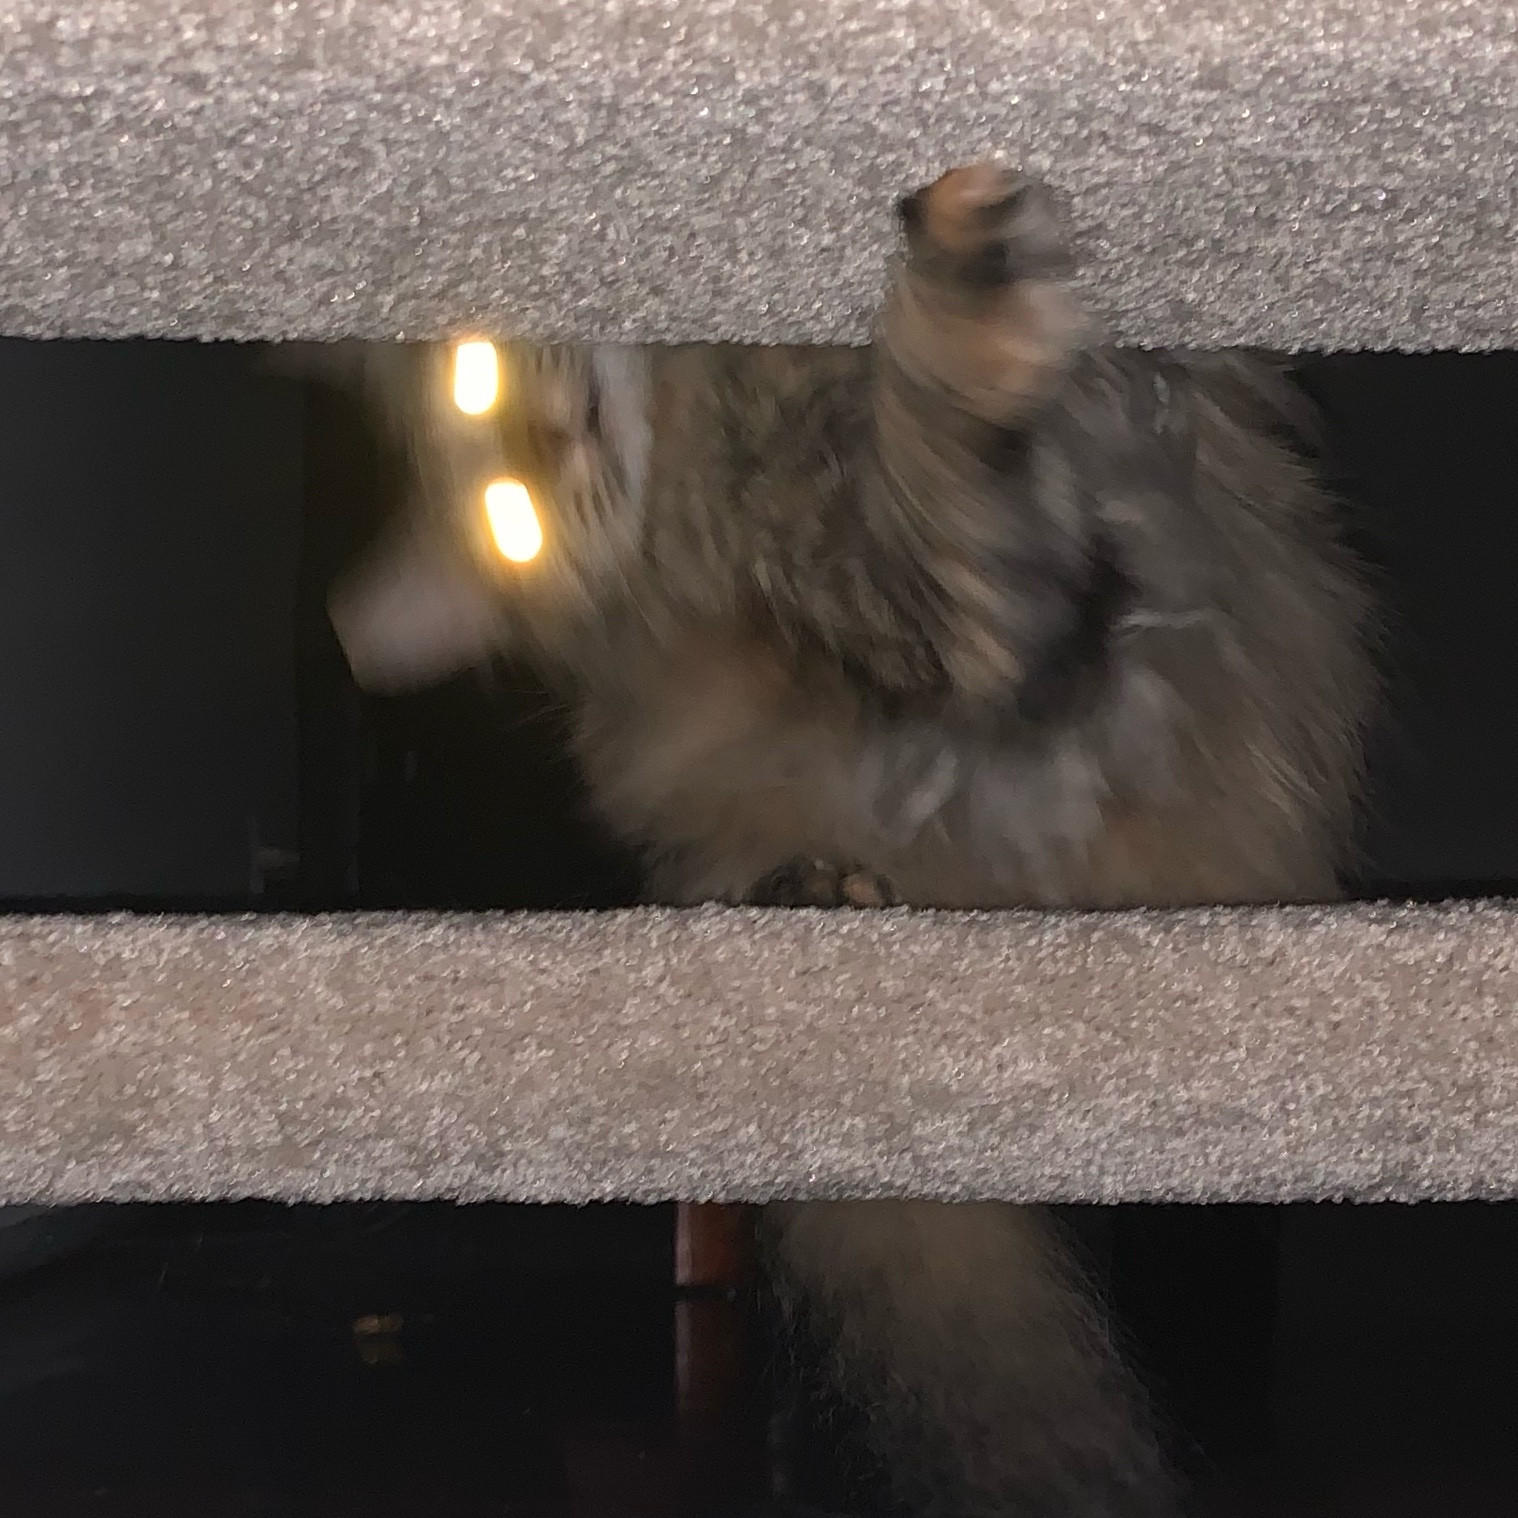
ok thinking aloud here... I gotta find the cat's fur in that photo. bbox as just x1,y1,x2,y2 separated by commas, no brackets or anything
322,164,1375,1516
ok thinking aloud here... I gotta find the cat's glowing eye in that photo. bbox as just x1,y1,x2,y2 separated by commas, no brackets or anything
483,477,543,564
452,340,501,416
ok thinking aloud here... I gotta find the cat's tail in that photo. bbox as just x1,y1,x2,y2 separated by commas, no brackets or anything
762,1199,1179,1518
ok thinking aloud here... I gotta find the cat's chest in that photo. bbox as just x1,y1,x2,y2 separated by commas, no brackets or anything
570,630,880,858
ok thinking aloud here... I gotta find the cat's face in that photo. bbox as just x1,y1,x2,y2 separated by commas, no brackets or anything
328,340,651,692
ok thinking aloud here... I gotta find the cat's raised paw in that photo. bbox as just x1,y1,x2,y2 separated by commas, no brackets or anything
898,163,1070,287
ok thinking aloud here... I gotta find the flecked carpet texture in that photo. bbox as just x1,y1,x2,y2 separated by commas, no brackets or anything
0,1,1514,351
2,5,1514,1207
2,904,1516,1205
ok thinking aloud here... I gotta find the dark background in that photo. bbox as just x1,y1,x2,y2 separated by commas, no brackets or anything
3,341,1518,907
1,339,1516,1515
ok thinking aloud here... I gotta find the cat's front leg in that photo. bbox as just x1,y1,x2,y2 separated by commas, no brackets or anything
860,167,1111,713
886,163,1088,427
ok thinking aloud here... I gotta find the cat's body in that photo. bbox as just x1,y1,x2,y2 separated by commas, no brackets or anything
324,165,1374,1516
567,339,1365,912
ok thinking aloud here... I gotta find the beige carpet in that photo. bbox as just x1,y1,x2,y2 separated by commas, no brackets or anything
1,3,1513,1207
2,903,1515,1204
0,1,1512,351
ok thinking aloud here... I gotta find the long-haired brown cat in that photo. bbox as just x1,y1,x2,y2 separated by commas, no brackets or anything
322,164,1374,1517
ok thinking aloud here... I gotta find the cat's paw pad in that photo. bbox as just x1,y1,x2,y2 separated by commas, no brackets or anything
749,859,896,909
750,858,846,908
839,870,896,908
898,164,1070,285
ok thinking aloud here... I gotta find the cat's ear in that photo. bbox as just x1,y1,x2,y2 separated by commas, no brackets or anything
328,526,503,694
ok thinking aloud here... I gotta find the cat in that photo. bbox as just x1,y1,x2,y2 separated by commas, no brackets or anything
320,163,1375,1516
